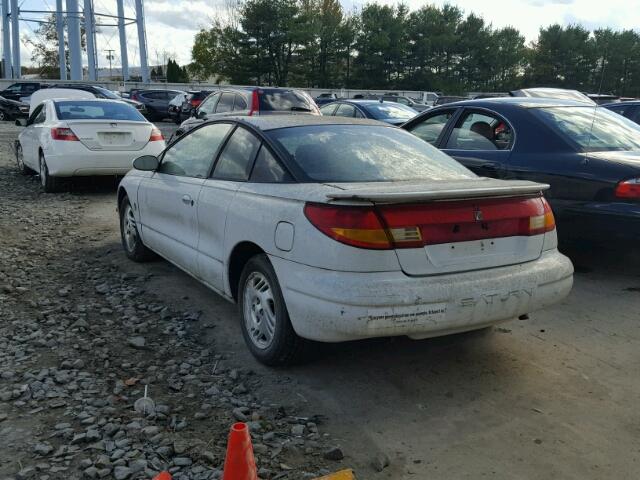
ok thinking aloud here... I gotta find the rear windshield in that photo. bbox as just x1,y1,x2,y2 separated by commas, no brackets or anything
266,124,474,182
533,106,640,152
259,89,316,113
362,103,416,121
55,101,145,121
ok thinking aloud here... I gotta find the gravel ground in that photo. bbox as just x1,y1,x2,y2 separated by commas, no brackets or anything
0,122,337,479
2,121,640,480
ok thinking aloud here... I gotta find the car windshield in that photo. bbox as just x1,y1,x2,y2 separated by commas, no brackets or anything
259,89,315,112
266,124,474,182
533,106,640,152
362,103,416,121
55,101,145,121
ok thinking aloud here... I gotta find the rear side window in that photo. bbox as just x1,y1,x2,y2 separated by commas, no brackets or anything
213,127,261,181
234,95,248,110
216,93,234,113
267,125,474,182
259,89,315,113
320,104,337,116
55,101,145,121
250,146,292,183
159,123,232,178
335,104,356,117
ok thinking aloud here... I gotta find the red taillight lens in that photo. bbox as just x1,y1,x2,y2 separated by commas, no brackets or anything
248,91,259,116
305,196,556,250
130,93,139,101
615,178,640,199
304,203,391,249
190,98,202,107
51,127,79,141
149,127,164,141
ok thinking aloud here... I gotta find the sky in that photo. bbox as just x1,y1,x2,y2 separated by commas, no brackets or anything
8,0,640,69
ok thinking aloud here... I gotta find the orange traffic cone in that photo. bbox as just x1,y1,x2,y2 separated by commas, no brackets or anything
222,422,258,480
153,472,172,480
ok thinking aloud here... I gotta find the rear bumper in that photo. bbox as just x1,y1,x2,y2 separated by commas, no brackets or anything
558,201,640,242
270,250,573,342
45,142,165,177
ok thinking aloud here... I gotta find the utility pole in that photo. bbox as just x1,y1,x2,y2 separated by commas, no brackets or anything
104,49,114,79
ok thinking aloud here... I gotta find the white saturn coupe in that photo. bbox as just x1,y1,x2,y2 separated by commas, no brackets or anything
117,116,573,365
15,94,165,192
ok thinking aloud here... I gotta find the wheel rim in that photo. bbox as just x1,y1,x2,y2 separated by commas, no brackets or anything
39,157,47,186
243,272,277,349
16,145,24,170
122,204,138,252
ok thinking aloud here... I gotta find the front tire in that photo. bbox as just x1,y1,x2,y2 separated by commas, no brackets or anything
238,254,311,366
119,196,156,262
15,143,33,175
39,153,63,192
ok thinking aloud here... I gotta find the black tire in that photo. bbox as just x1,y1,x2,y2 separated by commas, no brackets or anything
0,110,7,121
238,254,312,366
39,153,63,192
119,195,156,262
15,143,33,175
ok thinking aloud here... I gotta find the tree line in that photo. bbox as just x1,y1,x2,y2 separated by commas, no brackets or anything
190,0,640,97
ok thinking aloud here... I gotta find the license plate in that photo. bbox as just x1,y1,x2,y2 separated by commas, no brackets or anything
99,132,128,145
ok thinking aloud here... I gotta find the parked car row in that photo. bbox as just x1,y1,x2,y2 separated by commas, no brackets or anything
16,84,640,366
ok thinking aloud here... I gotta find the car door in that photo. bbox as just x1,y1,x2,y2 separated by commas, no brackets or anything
195,92,219,121
138,123,233,275
404,107,459,145
440,108,514,178
197,125,262,292
20,103,47,169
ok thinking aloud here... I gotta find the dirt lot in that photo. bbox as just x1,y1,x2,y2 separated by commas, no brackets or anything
1,121,639,480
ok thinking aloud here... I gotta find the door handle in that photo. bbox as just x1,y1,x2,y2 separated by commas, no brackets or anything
181,194,194,206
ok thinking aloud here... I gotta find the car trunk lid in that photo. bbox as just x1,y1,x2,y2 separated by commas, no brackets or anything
65,120,152,151
325,179,551,275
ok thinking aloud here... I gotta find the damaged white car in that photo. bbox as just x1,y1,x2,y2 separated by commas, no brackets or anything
117,116,573,365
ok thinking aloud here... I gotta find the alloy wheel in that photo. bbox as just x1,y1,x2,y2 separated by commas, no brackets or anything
122,203,138,253
243,272,277,349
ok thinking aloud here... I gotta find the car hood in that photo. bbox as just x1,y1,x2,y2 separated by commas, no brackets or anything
1,98,26,107
588,150,640,169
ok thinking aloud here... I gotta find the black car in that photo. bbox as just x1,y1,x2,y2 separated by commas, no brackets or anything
176,87,319,136
603,101,640,126
54,84,146,115
319,99,417,125
401,97,640,243
314,93,339,106
0,95,29,121
129,89,185,121
0,82,46,101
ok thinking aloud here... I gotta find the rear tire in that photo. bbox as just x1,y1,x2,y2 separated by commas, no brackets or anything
238,254,312,366
39,153,63,192
119,196,156,262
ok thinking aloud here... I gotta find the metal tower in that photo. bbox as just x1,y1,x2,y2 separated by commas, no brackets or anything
1,0,150,82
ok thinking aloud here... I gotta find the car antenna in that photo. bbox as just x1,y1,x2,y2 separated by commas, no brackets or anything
585,48,608,154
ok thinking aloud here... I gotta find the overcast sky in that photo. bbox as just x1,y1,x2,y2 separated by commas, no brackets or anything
12,0,640,68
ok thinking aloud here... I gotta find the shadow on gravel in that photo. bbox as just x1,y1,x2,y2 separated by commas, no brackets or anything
559,239,640,276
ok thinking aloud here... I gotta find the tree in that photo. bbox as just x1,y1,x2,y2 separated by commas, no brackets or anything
24,13,87,79
166,58,189,83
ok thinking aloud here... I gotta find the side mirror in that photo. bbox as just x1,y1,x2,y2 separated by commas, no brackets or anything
15,118,26,126
133,155,159,171
197,110,207,119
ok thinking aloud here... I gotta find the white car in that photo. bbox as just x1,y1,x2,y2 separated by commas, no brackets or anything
117,116,573,365
15,98,165,192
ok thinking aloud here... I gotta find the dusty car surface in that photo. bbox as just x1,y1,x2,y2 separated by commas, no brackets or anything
117,116,573,365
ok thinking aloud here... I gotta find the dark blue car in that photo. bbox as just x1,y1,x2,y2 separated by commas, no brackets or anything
402,97,640,242
320,99,418,125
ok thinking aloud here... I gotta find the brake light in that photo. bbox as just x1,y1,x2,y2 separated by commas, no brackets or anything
130,93,139,101
190,98,202,107
149,127,164,141
304,203,391,249
615,178,640,198
304,196,556,250
248,90,259,116
51,127,79,141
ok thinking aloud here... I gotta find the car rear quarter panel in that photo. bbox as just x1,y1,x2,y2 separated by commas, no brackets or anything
224,183,403,292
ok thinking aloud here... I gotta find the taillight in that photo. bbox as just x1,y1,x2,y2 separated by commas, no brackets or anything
190,98,202,107
248,90,259,116
304,203,391,249
130,93,139,101
149,127,164,141
51,127,79,141
304,196,556,250
615,178,640,199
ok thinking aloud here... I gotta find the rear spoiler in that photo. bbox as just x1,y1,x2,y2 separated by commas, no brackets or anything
326,180,550,203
